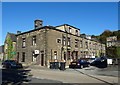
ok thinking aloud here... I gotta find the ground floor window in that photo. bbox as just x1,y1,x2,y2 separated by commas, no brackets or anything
75,51,78,60
22,52,25,62
54,51,57,60
64,52,66,60
32,52,37,62
67,51,70,60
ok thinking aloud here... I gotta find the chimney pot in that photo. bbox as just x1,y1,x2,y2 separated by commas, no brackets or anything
34,19,43,29
17,31,21,34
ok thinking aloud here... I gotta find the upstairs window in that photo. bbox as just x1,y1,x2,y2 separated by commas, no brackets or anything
85,42,88,49
63,36,66,46
67,37,70,47
69,27,72,33
89,42,91,49
32,36,36,46
75,30,78,35
57,39,61,43
75,39,79,48
22,38,26,48
80,40,83,48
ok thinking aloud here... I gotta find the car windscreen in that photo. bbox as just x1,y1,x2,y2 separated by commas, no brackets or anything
88,59,95,61
9,60,17,63
77,59,86,62
101,57,107,60
95,58,100,61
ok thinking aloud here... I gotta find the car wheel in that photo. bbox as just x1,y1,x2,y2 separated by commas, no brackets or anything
6,65,9,69
88,64,90,67
81,65,83,69
9,65,12,69
2,65,5,68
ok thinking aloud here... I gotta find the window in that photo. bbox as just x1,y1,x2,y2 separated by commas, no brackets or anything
54,51,57,59
32,36,36,46
75,30,78,35
63,36,66,46
22,52,25,62
85,42,88,49
67,51,70,60
93,43,96,50
69,27,72,33
22,38,26,48
80,40,83,48
32,51,37,62
75,39,79,47
67,37,70,46
89,42,91,49
64,52,66,60
57,39,61,43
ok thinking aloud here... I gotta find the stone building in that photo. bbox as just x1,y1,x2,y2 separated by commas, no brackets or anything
4,32,17,60
16,20,106,67
0,45,4,61
107,36,120,47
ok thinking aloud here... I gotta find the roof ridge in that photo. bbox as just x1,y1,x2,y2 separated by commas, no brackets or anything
8,32,16,35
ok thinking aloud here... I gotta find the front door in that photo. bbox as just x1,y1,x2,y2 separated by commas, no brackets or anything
64,52,66,61
76,51,78,60
41,54,44,66
17,52,19,63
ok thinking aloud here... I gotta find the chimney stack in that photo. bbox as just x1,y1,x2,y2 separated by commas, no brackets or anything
34,19,43,29
17,31,21,34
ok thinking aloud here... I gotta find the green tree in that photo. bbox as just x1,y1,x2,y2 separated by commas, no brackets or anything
106,46,116,58
6,36,13,60
116,47,120,58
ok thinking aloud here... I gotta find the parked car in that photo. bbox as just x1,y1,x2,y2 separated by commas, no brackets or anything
87,58,95,64
2,60,23,69
69,59,90,69
90,56,107,68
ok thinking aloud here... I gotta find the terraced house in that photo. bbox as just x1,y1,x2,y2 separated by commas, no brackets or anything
16,20,106,67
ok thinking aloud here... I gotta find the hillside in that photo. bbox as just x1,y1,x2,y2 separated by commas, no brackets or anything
91,30,120,58
91,30,120,44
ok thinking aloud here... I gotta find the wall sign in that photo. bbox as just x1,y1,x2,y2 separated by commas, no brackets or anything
34,50,39,54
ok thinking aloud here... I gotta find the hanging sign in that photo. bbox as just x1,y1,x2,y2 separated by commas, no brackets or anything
34,50,39,54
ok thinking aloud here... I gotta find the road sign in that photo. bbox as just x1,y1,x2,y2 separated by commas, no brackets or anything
11,52,16,55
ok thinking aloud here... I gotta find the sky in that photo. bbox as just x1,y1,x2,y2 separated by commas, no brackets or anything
1,2,118,45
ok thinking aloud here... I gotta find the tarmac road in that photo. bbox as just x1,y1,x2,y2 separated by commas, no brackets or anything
73,65,118,77
29,66,118,84
0,62,119,85
1,68,63,85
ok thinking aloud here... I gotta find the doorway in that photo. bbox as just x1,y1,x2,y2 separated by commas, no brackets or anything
17,52,19,62
64,52,66,60
41,54,44,66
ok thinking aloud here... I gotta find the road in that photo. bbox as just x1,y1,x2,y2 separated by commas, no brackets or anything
0,62,119,85
1,68,63,84
29,66,118,84
0,61,62,85
74,65,118,77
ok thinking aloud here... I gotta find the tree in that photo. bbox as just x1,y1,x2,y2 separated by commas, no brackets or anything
106,46,116,58
6,36,13,60
116,47,120,58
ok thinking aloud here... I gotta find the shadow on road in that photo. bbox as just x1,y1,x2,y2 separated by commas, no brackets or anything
2,67,32,85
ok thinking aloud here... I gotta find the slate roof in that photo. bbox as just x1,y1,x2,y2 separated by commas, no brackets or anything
0,45,4,53
5,32,17,43
8,33,17,42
